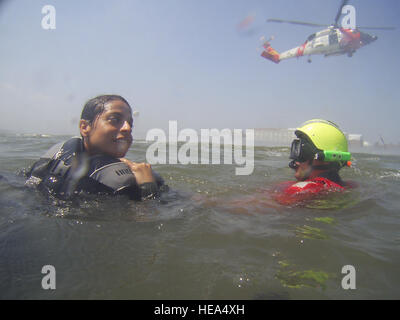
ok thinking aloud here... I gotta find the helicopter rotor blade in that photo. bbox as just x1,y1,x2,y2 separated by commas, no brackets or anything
333,0,349,27
267,18,329,28
357,26,396,30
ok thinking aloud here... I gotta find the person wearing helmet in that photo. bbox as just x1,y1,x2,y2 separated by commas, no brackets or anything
274,119,353,205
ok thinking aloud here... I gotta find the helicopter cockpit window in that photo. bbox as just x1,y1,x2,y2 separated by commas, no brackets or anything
307,33,316,41
329,31,338,44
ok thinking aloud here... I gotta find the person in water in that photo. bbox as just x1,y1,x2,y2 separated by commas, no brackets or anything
25,94,165,200
194,119,354,213
274,119,354,205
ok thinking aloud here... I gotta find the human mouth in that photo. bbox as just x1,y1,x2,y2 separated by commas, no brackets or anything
114,138,132,151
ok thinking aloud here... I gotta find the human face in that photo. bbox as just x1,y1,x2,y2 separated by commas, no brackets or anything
293,160,312,181
80,100,133,158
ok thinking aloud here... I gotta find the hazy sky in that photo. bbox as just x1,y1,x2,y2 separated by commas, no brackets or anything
0,0,399,144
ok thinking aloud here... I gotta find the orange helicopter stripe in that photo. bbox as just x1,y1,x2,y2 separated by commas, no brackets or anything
296,42,307,57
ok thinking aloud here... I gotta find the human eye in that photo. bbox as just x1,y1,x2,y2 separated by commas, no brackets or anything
108,114,122,125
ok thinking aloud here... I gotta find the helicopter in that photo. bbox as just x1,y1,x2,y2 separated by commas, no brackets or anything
261,0,395,63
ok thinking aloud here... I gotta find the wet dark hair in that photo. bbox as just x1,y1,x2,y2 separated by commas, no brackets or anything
80,95,132,124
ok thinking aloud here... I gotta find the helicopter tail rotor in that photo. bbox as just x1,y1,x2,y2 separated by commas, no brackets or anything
257,35,274,53
259,35,275,49
260,38,280,64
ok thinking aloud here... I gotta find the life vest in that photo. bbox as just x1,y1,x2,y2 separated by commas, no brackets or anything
273,177,345,205
25,137,165,200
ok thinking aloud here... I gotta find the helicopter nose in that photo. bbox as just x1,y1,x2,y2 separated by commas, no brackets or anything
360,32,377,44
370,35,378,42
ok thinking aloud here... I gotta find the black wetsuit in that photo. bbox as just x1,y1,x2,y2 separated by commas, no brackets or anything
25,137,165,200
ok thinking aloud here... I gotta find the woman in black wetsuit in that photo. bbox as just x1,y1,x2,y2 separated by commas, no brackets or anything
25,95,165,200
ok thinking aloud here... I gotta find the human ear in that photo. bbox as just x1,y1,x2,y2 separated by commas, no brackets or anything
79,119,92,137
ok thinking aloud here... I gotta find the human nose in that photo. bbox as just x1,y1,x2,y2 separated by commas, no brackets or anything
120,120,132,132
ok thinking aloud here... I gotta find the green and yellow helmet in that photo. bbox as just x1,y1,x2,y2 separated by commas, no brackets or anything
291,119,351,164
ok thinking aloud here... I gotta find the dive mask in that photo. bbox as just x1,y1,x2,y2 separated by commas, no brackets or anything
289,138,351,169
290,138,316,163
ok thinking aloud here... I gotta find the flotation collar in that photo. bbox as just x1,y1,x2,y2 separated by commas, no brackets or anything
283,177,344,195
273,177,345,205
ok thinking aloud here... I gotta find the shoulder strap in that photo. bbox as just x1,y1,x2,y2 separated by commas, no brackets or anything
41,137,82,160
41,141,64,159
46,137,82,177
27,137,80,179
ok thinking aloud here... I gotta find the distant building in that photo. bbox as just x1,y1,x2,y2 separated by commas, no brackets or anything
253,128,296,146
346,133,364,148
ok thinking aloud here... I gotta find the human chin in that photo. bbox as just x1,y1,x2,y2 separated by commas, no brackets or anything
294,170,303,181
113,139,131,157
295,166,310,181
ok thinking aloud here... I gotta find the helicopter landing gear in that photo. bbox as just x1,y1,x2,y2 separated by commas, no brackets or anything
307,57,312,63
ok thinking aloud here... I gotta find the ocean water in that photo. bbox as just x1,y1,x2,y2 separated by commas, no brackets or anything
0,133,399,299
